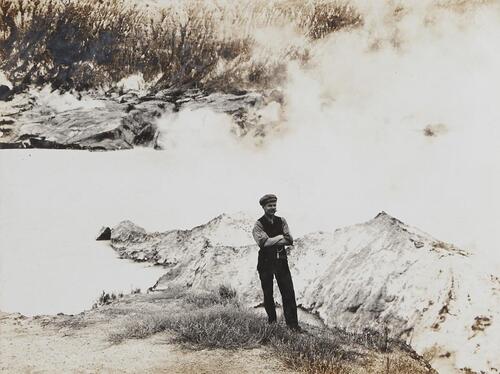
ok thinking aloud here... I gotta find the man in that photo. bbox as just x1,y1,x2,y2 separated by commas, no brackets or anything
252,194,302,331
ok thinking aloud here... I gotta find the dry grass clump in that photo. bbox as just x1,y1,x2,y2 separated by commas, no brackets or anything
269,326,357,373
0,0,362,93
92,290,123,309
166,304,270,349
306,1,363,39
109,311,171,343
184,284,238,307
108,284,239,343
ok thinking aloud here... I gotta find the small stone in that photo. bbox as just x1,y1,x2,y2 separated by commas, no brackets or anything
96,226,112,241
0,85,12,101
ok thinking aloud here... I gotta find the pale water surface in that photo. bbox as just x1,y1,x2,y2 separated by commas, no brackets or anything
1,142,498,315
0,150,191,316
0,148,263,316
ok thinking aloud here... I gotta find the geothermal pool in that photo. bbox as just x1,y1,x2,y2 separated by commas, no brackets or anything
1,145,498,316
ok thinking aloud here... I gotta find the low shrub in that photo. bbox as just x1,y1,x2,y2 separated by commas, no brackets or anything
218,284,237,300
92,290,120,309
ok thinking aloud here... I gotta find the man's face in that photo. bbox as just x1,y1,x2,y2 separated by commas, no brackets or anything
263,201,277,216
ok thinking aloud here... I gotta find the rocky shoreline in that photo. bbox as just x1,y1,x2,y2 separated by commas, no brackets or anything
0,87,281,151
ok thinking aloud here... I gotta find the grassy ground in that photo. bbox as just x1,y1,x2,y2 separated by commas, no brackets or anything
105,284,435,374
1,284,434,373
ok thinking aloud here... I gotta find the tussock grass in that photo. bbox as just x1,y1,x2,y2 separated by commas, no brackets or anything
271,329,356,373
109,312,171,343
217,284,237,300
166,305,269,349
109,284,239,343
184,284,238,308
92,290,122,309
107,285,432,373
0,0,362,93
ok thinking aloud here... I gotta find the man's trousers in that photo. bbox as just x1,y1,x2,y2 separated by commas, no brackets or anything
258,258,298,327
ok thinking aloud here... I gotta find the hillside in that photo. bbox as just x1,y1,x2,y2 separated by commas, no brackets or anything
107,211,500,373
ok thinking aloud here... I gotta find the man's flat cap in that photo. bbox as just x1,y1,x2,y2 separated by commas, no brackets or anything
259,194,277,206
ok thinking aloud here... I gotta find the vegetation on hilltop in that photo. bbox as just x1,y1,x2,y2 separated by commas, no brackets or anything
0,0,362,93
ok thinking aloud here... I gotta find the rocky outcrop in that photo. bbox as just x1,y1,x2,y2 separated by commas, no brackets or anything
106,211,500,373
110,220,148,243
95,227,111,241
109,213,258,285
0,86,279,150
0,94,166,150
0,85,12,101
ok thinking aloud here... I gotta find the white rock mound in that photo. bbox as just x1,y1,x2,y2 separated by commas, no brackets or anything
108,211,499,373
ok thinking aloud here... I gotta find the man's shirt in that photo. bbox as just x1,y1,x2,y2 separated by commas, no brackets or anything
252,215,293,249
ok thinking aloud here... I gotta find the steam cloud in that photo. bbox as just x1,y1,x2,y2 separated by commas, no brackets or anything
154,0,500,271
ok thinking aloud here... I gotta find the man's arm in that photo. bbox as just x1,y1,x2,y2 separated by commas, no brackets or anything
282,217,293,245
252,221,269,248
252,221,286,248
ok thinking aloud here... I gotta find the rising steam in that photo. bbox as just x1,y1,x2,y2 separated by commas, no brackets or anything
1,0,499,270
154,0,500,272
